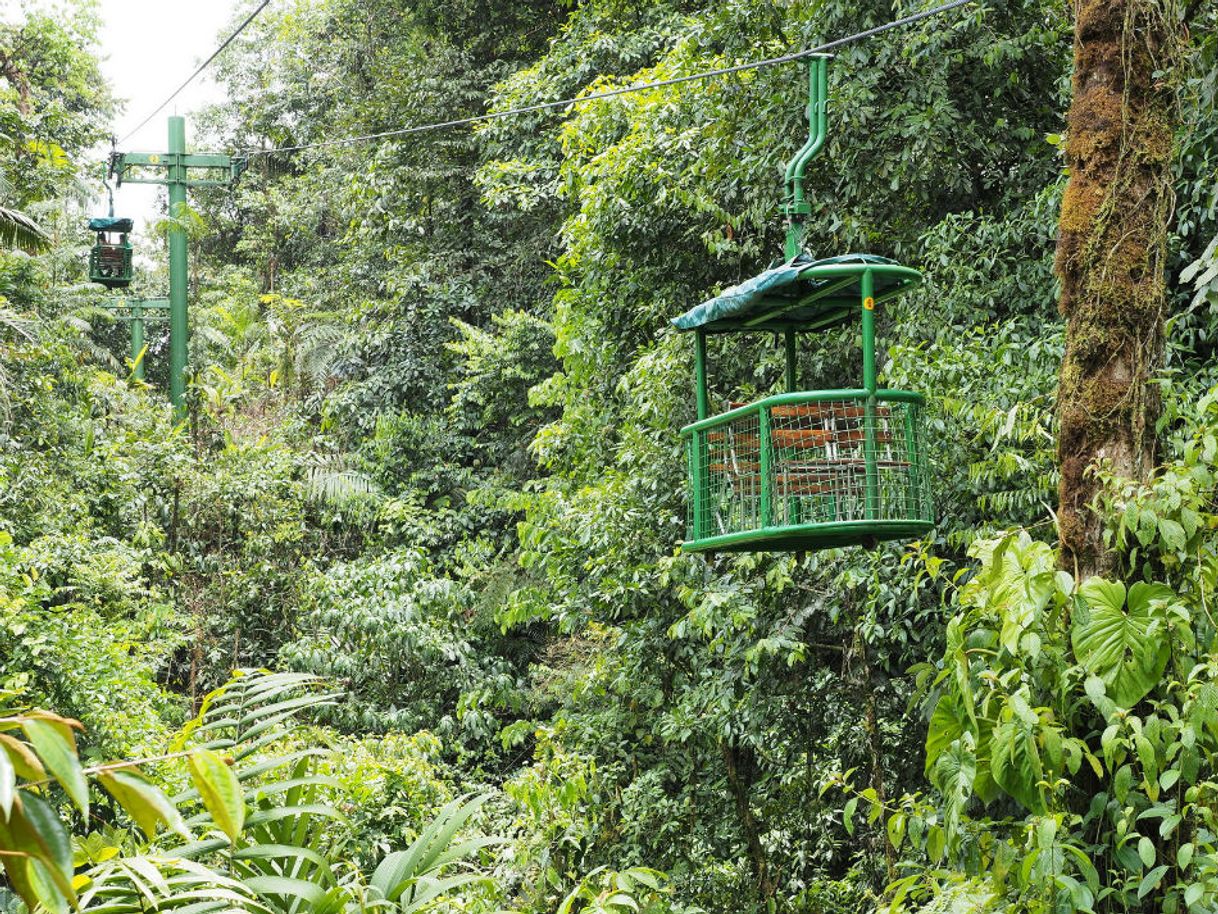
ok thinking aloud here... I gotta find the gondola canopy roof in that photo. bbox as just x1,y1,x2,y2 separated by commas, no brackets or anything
672,253,921,334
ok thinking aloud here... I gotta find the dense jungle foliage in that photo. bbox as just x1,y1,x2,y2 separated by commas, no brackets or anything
2,0,1218,911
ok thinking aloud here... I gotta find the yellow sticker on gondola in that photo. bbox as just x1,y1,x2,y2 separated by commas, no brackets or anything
863,296,875,310
148,154,160,164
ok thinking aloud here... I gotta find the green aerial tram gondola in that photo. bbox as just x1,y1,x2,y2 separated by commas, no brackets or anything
88,215,135,289
674,56,933,554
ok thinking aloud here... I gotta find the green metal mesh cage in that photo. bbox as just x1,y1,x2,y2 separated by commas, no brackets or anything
682,391,933,552
89,241,134,289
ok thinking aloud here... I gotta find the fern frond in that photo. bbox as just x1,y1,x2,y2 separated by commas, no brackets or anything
79,855,272,914
177,670,338,762
304,465,379,504
0,305,36,342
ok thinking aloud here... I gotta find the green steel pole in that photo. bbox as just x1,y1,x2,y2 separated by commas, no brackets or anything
693,330,710,541
694,330,709,420
130,303,145,380
861,272,876,394
861,270,879,520
759,405,773,529
167,116,189,418
784,329,798,391
783,329,802,524
783,56,829,261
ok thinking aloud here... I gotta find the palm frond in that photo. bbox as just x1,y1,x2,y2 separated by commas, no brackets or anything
79,855,274,914
0,205,50,253
294,323,344,385
0,305,36,342
85,673,497,914
175,670,340,762
369,794,500,912
163,672,350,914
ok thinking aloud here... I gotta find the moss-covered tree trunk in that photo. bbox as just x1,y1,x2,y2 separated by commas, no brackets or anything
1055,0,1180,577
721,742,775,903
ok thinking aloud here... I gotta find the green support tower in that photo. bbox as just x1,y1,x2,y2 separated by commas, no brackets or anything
100,298,169,380
109,117,245,418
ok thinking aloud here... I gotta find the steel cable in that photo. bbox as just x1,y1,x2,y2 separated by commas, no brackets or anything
237,0,975,157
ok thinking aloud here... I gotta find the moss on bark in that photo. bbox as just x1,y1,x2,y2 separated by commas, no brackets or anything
1054,0,1181,576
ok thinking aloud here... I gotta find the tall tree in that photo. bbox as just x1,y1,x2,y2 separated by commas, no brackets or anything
1055,0,1182,576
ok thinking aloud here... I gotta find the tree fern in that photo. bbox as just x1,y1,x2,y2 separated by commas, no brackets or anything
303,458,380,506
4,671,500,914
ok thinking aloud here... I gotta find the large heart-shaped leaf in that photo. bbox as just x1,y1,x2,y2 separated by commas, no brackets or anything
1071,579,1172,709
925,692,1000,803
963,534,1061,656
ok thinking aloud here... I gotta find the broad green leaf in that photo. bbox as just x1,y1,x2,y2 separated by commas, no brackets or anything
28,859,69,914
932,733,976,841
187,750,244,842
1060,874,1092,910
5,794,78,910
1062,843,1100,895
843,797,857,835
1114,764,1133,803
0,733,45,781
1137,735,1159,796
926,825,945,862
1116,840,1144,874
1159,518,1186,551
1071,579,1172,708
1138,864,1168,899
1084,675,1117,721
20,793,73,881
925,692,999,802
925,693,965,779
991,716,1045,814
625,868,662,890
99,769,190,839
22,717,88,816
964,534,1057,655
887,812,906,851
1179,843,1194,870
1138,835,1155,867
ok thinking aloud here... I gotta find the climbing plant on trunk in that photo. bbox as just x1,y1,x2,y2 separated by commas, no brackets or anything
1054,0,1183,577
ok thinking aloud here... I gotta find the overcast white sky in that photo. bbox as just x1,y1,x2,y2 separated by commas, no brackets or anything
18,0,243,230
98,0,241,231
